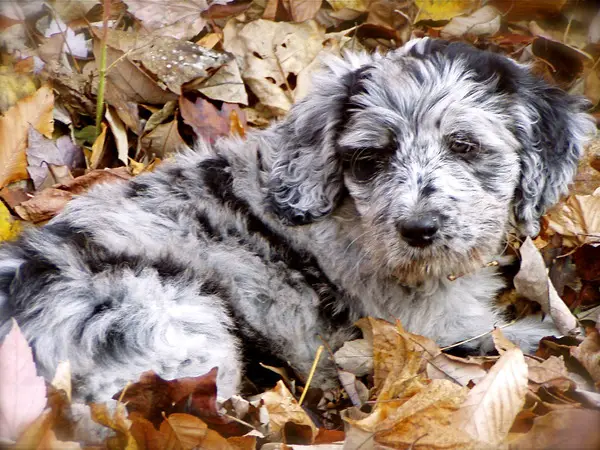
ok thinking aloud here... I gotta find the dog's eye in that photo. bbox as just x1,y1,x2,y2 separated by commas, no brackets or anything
448,137,477,155
344,149,389,182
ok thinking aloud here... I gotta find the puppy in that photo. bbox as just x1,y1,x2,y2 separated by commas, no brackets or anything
0,38,595,401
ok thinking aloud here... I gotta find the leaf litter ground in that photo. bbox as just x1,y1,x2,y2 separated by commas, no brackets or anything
1,0,600,448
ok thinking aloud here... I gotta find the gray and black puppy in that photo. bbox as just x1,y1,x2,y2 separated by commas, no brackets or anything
0,38,595,401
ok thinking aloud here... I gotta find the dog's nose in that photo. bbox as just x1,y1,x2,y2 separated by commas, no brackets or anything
399,216,440,247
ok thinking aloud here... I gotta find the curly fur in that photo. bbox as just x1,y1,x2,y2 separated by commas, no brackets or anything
0,38,595,401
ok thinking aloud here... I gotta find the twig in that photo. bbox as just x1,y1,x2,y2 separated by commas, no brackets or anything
440,319,517,351
222,413,259,431
298,345,324,406
95,0,111,139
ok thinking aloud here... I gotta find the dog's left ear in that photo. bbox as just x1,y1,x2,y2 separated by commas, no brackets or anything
511,76,595,236
267,58,372,225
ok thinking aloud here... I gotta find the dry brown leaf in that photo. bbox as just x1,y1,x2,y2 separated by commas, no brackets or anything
140,119,186,159
440,6,501,39
289,0,322,22
426,353,486,387
509,409,600,450
223,19,325,114
356,318,440,394
526,355,573,392
179,96,246,144
345,379,473,450
92,33,177,106
414,0,475,22
544,191,600,247
0,85,54,188
124,0,217,40
570,330,600,385
489,0,566,20
333,338,373,377
15,167,132,223
260,380,317,442
453,348,528,446
159,413,207,450
492,328,519,354
513,237,579,336
196,59,248,105
90,401,137,449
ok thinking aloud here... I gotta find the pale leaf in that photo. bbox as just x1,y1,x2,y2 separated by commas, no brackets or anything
0,319,47,442
453,348,528,445
427,353,486,386
441,6,501,38
334,338,373,377
105,106,129,166
544,192,600,247
51,361,72,402
260,380,317,442
513,237,579,336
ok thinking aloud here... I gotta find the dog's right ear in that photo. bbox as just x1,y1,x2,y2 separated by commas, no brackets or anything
267,57,373,225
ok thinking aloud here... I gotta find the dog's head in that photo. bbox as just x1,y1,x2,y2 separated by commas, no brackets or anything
267,38,595,282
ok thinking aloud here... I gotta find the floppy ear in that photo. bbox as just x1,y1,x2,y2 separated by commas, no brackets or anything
511,80,595,236
267,57,373,225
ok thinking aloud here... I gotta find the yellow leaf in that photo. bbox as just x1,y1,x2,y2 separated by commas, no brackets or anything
0,85,54,188
325,0,370,12
0,202,22,241
415,0,477,22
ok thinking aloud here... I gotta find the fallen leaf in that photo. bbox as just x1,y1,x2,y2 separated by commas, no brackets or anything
526,355,574,392
90,123,108,169
14,167,132,223
570,330,600,386
159,413,207,450
489,0,567,20
453,348,528,446
179,96,246,143
106,106,129,166
509,409,600,449
414,0,475,22
0,72,37,113
492,328,519,354
196,59,249,105
289,0,322,22
0,319,47,442
92,32,177,106
531,37,591,87
440,6,501,39
140,119,186,159
51,361,72,403
333,338,373,377
0,201,22,242
26,128,84,189
123,0,224,39
544,191,600,247
325,0,369,12
426,353,487,386
338,370,369,407
345,379,473,449
513,237,579,336
223,19,325,114
0,85,54,188
90,402,137,450
260,380,317,442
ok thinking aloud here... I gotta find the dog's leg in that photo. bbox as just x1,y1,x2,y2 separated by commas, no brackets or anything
0,240,243,402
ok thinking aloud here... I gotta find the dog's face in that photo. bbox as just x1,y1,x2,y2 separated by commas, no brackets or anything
268,39,594,282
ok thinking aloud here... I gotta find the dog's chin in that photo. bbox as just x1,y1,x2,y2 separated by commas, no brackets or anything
390,245,490,286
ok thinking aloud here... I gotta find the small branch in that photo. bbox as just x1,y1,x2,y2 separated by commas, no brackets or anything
298,345,324,406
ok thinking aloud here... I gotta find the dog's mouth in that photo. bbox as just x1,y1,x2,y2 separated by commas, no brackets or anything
390,246,489,286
